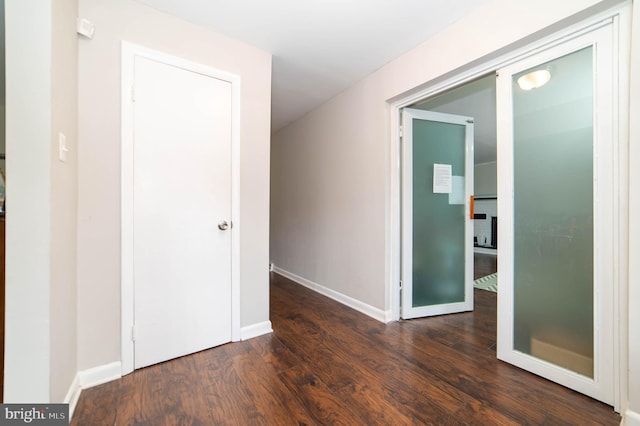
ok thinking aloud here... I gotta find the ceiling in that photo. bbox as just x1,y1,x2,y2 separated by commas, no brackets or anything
135,0,490,131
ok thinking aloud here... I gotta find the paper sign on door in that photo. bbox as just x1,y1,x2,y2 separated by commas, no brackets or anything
433,163,452,193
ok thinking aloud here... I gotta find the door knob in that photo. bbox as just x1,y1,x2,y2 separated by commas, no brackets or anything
218,220,229,231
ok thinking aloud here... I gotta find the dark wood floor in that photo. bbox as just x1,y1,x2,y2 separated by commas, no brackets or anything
72,262,619,425
474,252,497,280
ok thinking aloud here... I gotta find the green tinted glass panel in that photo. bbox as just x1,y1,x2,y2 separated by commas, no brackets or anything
512,47,594,377
412,119,466,306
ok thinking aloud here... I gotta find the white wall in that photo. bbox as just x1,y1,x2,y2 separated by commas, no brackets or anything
4,0,52,402
626,0,640,422
271,0,618,312
76,0,272,371
475,161,497,196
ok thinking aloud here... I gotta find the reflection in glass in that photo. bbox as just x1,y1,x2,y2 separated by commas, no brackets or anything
512,47,594,377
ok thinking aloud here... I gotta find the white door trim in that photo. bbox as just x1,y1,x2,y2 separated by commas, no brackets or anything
400,109,474,319
496,24,616,405
120,41,242,375
386,3,630,410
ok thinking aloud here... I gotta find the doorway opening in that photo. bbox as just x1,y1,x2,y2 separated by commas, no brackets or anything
390,5,628,409
408,74,497,283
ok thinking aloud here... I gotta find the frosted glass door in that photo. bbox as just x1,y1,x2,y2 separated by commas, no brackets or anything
513,47,594,377
401,109,474,319
496,25,615,404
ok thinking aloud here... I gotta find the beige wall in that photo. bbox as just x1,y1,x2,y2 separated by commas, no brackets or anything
50,0,79,403
474,161,497,196
76,0,272,371
271,0,616,312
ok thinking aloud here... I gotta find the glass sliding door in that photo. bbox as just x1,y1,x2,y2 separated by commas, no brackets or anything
497,25,615,404
401,109,474,319
512,47,594,377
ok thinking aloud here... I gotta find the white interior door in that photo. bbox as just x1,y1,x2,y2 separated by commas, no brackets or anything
132,55,233,369
401,109,474,319
496,24,615,404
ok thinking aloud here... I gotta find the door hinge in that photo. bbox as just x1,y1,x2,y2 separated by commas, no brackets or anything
131,324,136,342
399,280,403,290
399,125,404,138
131,85,136,102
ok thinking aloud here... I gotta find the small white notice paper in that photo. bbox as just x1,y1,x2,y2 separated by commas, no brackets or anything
433,163,452,193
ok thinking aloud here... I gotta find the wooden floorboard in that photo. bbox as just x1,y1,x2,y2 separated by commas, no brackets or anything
474,253,497,280
72,268,619,425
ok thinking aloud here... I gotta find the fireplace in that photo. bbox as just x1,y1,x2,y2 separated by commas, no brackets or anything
491,216,497,249
473,197,497,250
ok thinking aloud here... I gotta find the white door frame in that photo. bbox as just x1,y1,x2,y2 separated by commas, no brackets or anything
387,4,630,410
120,42,242,375
496,24,615,405
401,109,474,319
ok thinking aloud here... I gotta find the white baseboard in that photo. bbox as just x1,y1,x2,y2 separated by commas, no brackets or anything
78,361,122,389
623,409,640,426
241,321,273,340
64,374,81,419
382,309,395,323
273,266,391,323
65,361,121,420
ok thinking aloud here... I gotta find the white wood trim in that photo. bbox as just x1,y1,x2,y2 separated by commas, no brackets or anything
78,362,122,389
387,109,402,321
273,267,392,323
121,41,136,377
120,41,241,375
623,409,640,426
387,1,629,410
612,7,631,412
66,362,122,420
622,0,639,418
64,374,81,420
240,321,273,340
230,59,242,344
